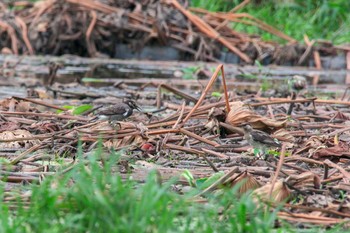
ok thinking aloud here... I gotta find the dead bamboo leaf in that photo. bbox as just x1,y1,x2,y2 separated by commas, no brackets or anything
0,130,40,149
104,134,146,150
313,142,350,159
252,180,291,204
227,171,261,195
289,171,321,189
225,105,286,129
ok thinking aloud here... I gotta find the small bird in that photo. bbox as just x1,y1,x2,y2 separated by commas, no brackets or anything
242,124,281,159
288,75,307,93
94,99,141,122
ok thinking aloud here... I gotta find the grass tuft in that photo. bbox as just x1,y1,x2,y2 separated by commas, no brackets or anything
192,0,350,44
0,147,283,233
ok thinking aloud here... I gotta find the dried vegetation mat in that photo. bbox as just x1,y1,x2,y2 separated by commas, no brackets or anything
0,0,348,66
0,63,349,227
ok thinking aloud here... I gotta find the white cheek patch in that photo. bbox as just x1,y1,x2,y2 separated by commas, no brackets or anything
123,109,131,117
98,115,108,120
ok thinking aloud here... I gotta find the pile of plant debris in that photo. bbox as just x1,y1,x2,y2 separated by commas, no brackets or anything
0,61,350,227
0,0,347,66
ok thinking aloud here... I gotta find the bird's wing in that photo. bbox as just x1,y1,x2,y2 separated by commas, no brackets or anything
97,104,127,116
251,130,281,147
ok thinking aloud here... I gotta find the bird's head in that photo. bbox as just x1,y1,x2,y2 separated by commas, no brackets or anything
124,99,142,111
288,75,307,92
242,124,253,132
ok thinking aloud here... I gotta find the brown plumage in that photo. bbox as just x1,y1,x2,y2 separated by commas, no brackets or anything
242,125,281,158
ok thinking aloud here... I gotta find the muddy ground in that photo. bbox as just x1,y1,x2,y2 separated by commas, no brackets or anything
0,55,350,226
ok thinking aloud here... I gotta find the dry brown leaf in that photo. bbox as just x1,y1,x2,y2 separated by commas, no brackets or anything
0,130,40,149
313,142,350,159
29,121,61,133
104,135,146,150
229,101,245,110
331,111,349,121
272,128,295,144
1,47,13,55
227,171,261,195
0,122,20,133
225,106,286,129
0,98,14,110
252,180,291,204
289,171,321,189
305,135,326,148
305,194,333,208
16,101,31,112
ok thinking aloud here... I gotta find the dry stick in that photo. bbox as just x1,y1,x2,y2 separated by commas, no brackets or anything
305,35,322,86
214,0,250,31
1,176,38,183
180,128,219,147
285,156,324,166
67,0,121,13
321,175,343,184
0,111,89,121
220,65,231,113
191,135,218,146
192,8,296,43
286,92,297,115
0,134,55,143
346,52,350,85
164,144,218,172
298,39,314,65
86,10,97,56
250,98,317,107
147,120,178,129
256,97,350,106
10,144,45,165
30,0,53,27
182,65,223,125
277,212,344,225
267,104,275,119
14,16,34,55
12,96,68,111
283,203,350,218
158,100,226,124
195,167,239,197
327,126,350,137
156,85,162,109
0,21,18,54
323,163,329,180
0,128,74,143
157,84,198,109
268,143,286,198
83,128,182,141
201,148,229,160
162,102,186,145
323,159,350,183
219,122,244,135
170,0,251,63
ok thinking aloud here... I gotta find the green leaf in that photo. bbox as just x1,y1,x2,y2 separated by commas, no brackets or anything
56,105,74,114
72,105,93,115
182,170,196,187
195,178,208,187
81,77,103,83
197,171,224,190
181,66,200,80
211,92,222,97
